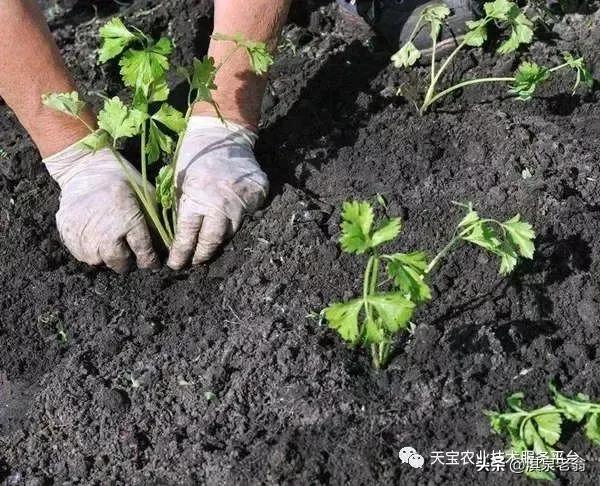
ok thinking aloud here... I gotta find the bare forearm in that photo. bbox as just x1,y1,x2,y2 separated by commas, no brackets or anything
192,0,292,130
0,0,94,157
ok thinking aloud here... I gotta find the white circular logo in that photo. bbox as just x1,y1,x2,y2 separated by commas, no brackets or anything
398,446,417,463
408,453,425,469
399,447,424,469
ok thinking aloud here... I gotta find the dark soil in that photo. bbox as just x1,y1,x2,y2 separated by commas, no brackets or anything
2,1,600,484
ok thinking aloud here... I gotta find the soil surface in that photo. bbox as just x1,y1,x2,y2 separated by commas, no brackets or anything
2,1,600,484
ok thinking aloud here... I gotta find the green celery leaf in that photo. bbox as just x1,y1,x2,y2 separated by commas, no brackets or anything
550,383,591,422
371,218,402,247
324,298,364,344
147,120,174,163
522,420,544,452
483,0,515,20
486,411,510,434
464,19,488,47
386,252,431,303
507,392,525,410
391,42,421,68
340,201,374,254
156,165,175,209
497,6,533,54
152,103,186,133
422,4,451,40
585,412,600,445
502,215,535,259
78,130,112,152
498,243,519,275
41,91,86,118
132,88,149,114
176,65,191,83
363,317,386,344
532,407,562,445
191,56,218,102
457,203,480,228
98,18,139,63
510,437,528,453
152,37,173,56
509,62,550,101
148,78,170,103
211,32,273,75
563,52,595,93
457,205,530,275
98,97,146,142
497,21,534,54
244,40,274,75
119,41,171,95
366,292,415,333
461,221,502,253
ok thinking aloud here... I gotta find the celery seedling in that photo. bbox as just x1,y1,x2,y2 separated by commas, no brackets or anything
487,383,600,480
42,18,273,248
323,200,535,368
392,0,594,113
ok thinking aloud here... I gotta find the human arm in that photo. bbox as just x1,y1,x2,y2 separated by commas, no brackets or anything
167,0,292,269
0,0,158,272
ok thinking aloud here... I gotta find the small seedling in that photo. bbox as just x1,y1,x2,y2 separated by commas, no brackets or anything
0,148,8,160
55,322,69,345
42,19,273,248
391,0,594,113
487,383,600,480
323,200,535,368
37,310,68,345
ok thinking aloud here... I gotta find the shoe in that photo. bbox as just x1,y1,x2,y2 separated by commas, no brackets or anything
336,0,479,50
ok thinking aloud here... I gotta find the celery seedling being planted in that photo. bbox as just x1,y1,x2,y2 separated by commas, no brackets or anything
323,200,535,368
42,18,273,248
391,0,594,113
487,383,600,480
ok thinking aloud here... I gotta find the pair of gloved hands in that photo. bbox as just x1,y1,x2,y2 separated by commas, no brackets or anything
42,116,268,273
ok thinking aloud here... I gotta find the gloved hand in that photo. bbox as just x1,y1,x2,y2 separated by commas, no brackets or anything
43,145,159,273
167,116,269,270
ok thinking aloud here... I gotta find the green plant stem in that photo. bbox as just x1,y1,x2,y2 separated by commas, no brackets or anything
426,215,516,274
430,37,438,84
75,115,172,247
368,257,389,368
423,77,515,111
548,62,570,73
378,342,389,368
425,234,462,274
140,121,149,202
407,17,424,44
163,207,174,241
167,45,242,233
214,45,242,74
172,105,193,169
369,257,380,294
167,103,195,231
363,255,375,322
422,38,468,112
362,255,380,368
110,148,172,247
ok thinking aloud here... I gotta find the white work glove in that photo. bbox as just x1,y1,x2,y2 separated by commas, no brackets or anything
43,145,159,273
167,116,268,270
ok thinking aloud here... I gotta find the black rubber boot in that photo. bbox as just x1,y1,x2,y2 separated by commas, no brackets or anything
337,0,479,50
